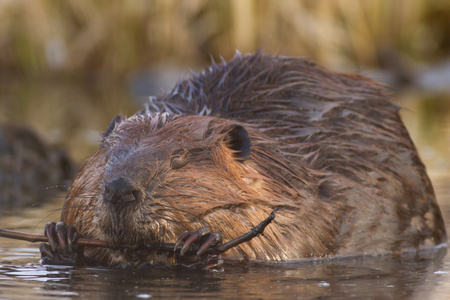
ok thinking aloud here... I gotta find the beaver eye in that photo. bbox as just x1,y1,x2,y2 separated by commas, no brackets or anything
170,149,188,169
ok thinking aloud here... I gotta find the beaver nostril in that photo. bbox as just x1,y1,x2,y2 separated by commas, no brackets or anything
104,177,140,206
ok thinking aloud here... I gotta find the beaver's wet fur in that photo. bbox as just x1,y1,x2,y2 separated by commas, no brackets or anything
56,52,446,266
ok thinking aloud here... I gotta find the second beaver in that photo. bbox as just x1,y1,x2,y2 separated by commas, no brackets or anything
0,124,73,211
40,52,446,269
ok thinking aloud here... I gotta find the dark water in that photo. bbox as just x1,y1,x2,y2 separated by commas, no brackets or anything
0,244,449,299
0,79,449,299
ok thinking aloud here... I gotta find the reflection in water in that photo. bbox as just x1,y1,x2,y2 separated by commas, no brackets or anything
0,247,448,299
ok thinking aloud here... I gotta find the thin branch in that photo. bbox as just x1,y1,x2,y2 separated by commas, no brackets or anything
0,228,128,249
214,207,279,254
0,208,278,255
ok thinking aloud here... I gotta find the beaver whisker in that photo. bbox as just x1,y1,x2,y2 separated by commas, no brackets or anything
149,202,201,219
38,208,65,224
75,214,95,225
62,205,95,212
61,206,95,216
60,195,97,205
143,202,212,228
65,195,96,200
139,213,212,230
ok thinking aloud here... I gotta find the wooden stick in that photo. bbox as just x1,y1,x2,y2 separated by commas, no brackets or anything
213,207,279,254
0,208,278,255
0,228,128,249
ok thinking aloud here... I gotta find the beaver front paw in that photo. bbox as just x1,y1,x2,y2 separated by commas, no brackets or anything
39,221,84,266
174,228,224,270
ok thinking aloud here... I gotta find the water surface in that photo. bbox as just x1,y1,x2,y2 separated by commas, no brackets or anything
0,80,449,299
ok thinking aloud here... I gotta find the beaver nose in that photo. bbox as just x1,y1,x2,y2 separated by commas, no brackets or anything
104,177,141,206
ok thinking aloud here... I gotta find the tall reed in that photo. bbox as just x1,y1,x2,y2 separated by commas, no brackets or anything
0,0,447,76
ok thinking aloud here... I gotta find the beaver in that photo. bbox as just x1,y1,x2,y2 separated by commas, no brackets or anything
0,124,73,211
40,52,446,269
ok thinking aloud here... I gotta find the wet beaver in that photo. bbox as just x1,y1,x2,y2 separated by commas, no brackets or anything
0,124,73,211
40,52,446,269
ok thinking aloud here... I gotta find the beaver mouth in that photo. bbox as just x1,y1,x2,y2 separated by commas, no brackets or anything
100,177,183,246
101,211,157,246
100,198,165,246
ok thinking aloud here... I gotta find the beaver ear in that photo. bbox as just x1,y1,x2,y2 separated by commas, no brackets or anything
222,124,251,161
103,113,125,139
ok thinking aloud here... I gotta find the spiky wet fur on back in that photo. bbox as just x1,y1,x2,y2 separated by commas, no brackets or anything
62,52,446,266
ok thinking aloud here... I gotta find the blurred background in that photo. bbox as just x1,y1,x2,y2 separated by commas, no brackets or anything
1,2,450,297
0,0,449,164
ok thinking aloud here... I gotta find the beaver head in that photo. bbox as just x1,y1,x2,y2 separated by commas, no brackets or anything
64,111,299,245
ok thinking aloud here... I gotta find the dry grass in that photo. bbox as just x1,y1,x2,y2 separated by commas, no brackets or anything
0,0,448,76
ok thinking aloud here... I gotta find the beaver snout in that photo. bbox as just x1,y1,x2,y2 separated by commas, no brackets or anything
104,177,143,206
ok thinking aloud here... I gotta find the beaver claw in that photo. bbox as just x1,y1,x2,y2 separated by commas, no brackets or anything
174,228,224,270
175,228,223,255
40,221,84,266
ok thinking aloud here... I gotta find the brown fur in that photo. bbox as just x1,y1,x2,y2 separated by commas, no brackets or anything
61,52,446,265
